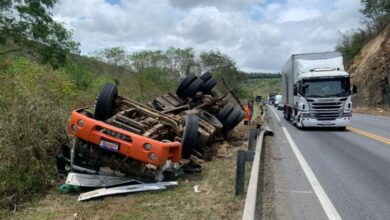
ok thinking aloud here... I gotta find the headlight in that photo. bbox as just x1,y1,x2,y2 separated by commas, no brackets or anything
144,143,152,151
77,119,84,127
71,124,78,133
149,153,157,161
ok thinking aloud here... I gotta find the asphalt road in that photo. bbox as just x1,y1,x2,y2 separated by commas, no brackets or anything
266,105,390,220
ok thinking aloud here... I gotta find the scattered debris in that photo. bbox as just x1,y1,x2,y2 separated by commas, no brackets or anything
78,181,178,201
194,185,201,193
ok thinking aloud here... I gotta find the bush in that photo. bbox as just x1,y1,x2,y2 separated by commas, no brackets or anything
0,58,82,209
336,29,374,68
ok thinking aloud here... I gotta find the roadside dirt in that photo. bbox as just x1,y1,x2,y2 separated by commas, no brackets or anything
353,106,390,117
349,24,390,107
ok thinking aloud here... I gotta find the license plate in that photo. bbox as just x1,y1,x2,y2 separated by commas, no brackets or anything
99,139,119,152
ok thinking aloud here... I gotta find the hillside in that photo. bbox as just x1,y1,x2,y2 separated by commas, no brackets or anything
349,24,390,108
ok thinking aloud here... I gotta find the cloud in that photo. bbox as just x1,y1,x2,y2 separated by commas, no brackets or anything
52,0,363,72
168,0,266,10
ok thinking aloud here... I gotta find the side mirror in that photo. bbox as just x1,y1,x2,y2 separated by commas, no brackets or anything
352,85,357,94
293,87,297,96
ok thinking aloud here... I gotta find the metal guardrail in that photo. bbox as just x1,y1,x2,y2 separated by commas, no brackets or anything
235,106,269,220
242,129,265,220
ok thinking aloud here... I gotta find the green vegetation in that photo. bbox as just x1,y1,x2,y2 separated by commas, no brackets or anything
239,78,282,101
0,58,109,213
337,0,390,68
0,0,79,67
245,72,281,79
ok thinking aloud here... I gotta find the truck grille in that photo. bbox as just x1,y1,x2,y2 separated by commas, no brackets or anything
309,101,343,121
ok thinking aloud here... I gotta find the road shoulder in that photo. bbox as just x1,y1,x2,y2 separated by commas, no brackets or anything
266,106,328,220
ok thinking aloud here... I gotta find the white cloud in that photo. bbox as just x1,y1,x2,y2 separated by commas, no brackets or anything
52,0,363,72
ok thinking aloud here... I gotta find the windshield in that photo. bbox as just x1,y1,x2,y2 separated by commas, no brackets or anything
301,77,350,98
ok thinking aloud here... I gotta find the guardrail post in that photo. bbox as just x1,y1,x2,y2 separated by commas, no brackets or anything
248,128,257,151
235,150,246,195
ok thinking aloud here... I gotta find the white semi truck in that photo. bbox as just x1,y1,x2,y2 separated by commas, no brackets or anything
281,51,356,129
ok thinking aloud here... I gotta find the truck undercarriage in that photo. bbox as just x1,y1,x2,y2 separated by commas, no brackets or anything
57,72,246,183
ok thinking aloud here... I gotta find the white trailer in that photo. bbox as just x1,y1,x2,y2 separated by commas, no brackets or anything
281,51,356,128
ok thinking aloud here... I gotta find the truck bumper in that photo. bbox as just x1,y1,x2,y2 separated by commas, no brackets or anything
298,117,351,128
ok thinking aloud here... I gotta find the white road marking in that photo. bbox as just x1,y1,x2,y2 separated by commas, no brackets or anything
269,105,281,122
277,189,313,194
269,106,342,220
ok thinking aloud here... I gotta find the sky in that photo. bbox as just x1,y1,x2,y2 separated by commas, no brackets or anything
52,0,362,72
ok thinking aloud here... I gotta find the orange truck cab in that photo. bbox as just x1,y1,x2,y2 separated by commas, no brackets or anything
68,109,182,166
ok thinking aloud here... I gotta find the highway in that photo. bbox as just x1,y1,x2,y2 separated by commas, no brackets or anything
266,105,390,220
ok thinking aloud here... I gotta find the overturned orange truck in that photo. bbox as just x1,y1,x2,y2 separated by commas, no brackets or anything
60,72,245,182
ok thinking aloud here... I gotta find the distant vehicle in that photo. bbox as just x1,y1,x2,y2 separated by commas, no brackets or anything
268,93,276,105
255,95,262,103
274,95,283,110
281,51,357,129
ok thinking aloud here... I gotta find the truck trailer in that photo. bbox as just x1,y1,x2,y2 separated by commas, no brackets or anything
281,51,356,128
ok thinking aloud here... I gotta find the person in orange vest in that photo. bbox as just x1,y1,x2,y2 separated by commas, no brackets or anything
244,100,252,125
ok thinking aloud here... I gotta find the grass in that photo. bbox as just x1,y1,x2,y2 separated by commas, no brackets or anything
7,125,252,220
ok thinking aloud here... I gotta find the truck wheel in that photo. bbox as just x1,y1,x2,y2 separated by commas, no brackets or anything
199,110,223,132
95,83,118,121
200,71,212,82
181,78,204,99
222,106,244,131
202,78,217,94
283,108,288,120
217,103,234,122
181,114,199,159
176,74,197,99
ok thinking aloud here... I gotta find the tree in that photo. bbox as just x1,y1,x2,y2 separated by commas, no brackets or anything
166,46,196,77
361,0,390,29
200,50,236,72
94,47,127,75
129,49,169,72
199,50,246,93
0,0,79,67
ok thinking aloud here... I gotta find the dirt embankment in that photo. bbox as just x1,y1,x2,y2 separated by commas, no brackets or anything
349,24,390,108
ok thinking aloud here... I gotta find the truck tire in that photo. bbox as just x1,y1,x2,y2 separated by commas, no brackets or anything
181,78,204,99
202,78,217,94
200,71,212,82
181,114,199,159
176,74,197,99
199,110,223,131
217,103,234,122
222,106,244,131
95,83,118,121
